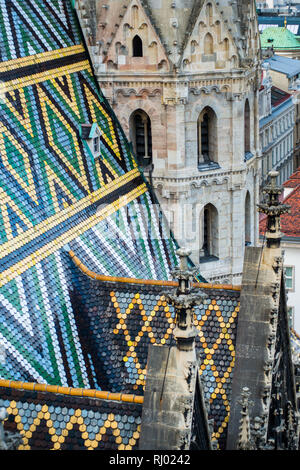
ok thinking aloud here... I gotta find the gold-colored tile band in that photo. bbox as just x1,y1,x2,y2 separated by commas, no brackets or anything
1,61,90,94
0,379,144,404
0,170,147,287
0,45,89,93
69,250,242,291
0,44,84,73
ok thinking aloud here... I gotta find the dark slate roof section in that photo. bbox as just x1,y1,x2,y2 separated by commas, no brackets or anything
71,263,241,449
0,383,142,450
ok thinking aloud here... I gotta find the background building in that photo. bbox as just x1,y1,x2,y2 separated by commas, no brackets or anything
257,0,300,14
260,24,300,58
258,13,300,35
282,169,300,333
259,63,295,185
76,0,262,285
264,54,300,174
0,0,298,452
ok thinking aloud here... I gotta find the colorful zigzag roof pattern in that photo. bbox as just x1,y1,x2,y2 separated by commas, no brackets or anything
0,0,179,388
0,0,241,451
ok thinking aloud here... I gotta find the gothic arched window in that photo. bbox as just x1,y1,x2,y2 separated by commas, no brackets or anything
130,109,152,168
200,203,219,260
245,191,251,246
206,3,213,26
204,32,214,55
133,35,143,57
197,107,218,165
244,99,251,155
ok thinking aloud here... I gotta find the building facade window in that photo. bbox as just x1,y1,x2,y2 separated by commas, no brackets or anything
197,107,218,165
244,99,251,155
132,35,143,57
129,109,152,168
284,266,295,291
287,306,294,329
245,191,251,246
200,203,219,260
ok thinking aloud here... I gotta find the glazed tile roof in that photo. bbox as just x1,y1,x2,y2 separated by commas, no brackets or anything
0,258,241,450
0,1,181,387
260,26,300,50
70,256,240,449
0,380,143,450
0,0,241,451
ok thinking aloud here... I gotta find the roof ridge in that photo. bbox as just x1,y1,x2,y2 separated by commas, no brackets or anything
69,250,241,291
0,379,144,404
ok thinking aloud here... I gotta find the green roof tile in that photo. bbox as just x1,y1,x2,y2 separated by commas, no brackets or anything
260,26,300,49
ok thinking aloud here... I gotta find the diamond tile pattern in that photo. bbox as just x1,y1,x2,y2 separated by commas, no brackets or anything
0,0,239,452
71,268,240,449
0,384,142,450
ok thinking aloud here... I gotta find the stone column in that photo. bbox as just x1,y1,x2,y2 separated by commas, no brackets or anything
226,172,291,449
139,249,211,450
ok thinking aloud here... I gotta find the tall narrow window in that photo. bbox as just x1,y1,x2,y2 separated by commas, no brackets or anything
204,33,214,55
130,109,152,168
93,136,99,154
245,191,251,246
206,4,213,26
287,307,294,329
201,113,209,161
197,107,218,165
133,35,143,57
284,266,294,291
200,203,219,260
244,99,251,155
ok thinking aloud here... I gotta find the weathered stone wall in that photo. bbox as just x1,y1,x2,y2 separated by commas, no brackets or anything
139,344,210,450
226,246,283,449
75,0,262,285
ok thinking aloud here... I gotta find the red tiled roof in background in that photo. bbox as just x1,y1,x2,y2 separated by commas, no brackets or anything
259,168,300,238
271,86,291,108
283,168,300,188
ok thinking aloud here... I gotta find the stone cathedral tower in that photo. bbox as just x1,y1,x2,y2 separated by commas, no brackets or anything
75,0,262,284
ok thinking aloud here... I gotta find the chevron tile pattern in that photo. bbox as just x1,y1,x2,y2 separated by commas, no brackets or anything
0,383,142,450
0,1,178,392
71,271,240,449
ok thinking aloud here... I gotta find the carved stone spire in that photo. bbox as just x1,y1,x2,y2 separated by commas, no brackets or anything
164,248,206,351
258,171,290,248
237,387,255,450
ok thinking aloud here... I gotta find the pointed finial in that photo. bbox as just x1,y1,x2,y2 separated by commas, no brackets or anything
258,171,290,248
164,248,207,351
